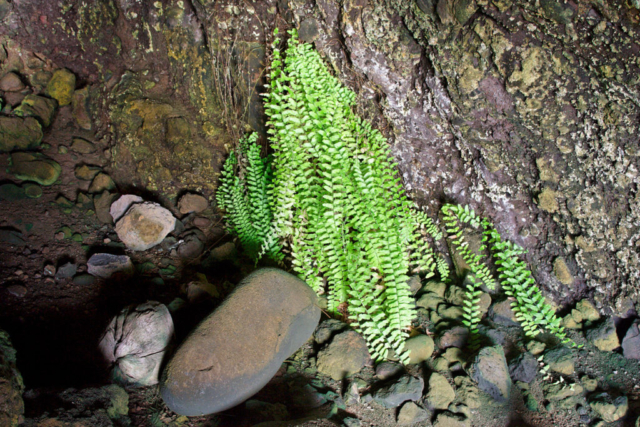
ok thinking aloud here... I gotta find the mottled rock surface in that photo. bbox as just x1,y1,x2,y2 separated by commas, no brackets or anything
0,117,42,152
586,318,620,351
469,346,512,402
622,319,640,360
87,253,134,279
317,330,369,380
110,194,144,222
544,346,575,376
589,393,628,423
177,193,209,214
425,372,455,410
8,152,60,185
161,268,320,415
508,352,538,383
99,301,174,386
46,69,75,106
373,374,424,409
115,202,176,251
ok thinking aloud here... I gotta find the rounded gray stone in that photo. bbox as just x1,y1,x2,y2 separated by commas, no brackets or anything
160,268,320,416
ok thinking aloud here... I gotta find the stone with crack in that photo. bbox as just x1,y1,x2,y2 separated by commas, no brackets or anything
98,301,174,386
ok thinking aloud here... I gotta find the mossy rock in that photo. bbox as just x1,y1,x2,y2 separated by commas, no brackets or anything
46,69,76,106
14,95,57,127
8,152,61,186
0,116,43,152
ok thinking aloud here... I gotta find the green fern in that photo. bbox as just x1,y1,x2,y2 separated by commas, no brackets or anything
216,133,283,263
442,203,575,348
263,29,448,363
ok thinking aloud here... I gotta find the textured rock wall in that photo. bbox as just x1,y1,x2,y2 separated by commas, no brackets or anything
2,0,639,313
274,0,640,314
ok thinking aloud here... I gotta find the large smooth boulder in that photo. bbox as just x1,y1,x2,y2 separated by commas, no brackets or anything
160,268,320,416
99,301,174,386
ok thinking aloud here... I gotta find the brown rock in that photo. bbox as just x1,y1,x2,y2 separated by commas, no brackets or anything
178,193,209,214
70,138,96,154
317,330,369,380
88,173,115,193
0,116,43,152
553,257,573,285
94,191,119,224
0,73,24,92
15,95,57,127
9,152,61,186
72,87,92,130
74,164,101,181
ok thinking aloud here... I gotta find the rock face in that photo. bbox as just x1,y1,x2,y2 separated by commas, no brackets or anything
110,194,144,222
0,72,24,92
397,401,430,425
373,374,424,409
46,68,76,106
622,319,640,360
115,202,176,251
317,330,369,381
508,352,538,383
160,268,320,416
99,301,174,386
544,346,575,375
425,372,456,410
0,330,24,427
87,253,134,279
14,95,57,126
589,393,628,423
436,326,468,349
586,318,620,351
469,346,512,402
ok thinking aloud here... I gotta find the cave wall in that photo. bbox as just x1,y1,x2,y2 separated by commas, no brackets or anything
1,0,639,314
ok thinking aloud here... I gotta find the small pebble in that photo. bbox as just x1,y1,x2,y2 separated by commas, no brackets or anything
55,232,65,240
44,264,56,275
14,269,23,276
